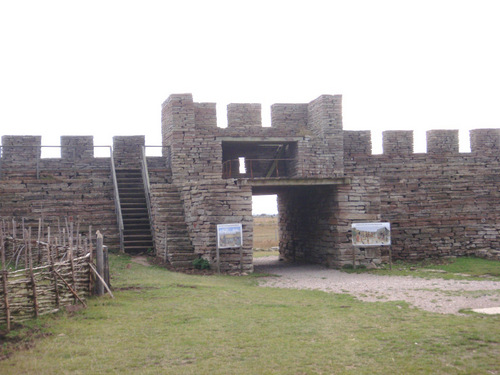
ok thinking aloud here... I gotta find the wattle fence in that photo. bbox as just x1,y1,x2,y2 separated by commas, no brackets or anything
0,218,110,331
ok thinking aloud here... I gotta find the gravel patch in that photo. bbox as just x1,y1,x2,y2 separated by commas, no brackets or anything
254,257,500,315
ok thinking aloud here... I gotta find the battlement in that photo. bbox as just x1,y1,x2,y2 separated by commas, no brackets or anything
61,136,94,159
162,93,341,133
227,103,262,128
426,130,459,154
113,135,145,168
345,128,500,157
383,131,414,155
1,135,41,163
470,128,500,154
0,135,171,176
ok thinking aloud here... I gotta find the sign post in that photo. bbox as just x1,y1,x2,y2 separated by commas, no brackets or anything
351,222,391,269
216,223,243,274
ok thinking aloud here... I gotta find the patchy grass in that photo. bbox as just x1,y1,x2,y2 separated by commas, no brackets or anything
0,254,499,374
253,250,280,258
343,257,500,281
253,215,278,250
425,257,500,278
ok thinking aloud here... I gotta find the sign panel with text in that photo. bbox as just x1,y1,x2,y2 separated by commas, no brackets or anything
352,222,391,246
217,223,243,249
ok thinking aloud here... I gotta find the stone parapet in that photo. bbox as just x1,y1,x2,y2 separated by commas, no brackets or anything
61,136,94,160
382,131,413,156
113,135,145,169
470,128,500,154
426,129,459,154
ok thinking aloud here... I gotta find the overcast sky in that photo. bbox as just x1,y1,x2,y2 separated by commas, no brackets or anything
1,1,499,214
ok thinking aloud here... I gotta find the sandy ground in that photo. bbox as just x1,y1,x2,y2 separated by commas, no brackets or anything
254,256,500,315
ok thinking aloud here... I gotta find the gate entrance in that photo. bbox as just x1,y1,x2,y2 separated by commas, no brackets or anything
250,179,347,266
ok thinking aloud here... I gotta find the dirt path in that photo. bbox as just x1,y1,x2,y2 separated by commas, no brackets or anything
131,256,151,267
254,257,500,315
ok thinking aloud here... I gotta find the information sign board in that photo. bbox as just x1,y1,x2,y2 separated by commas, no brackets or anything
352,222,391,246
217,223,243,249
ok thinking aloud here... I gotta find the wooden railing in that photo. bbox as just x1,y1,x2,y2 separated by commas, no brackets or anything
109,149,125,253
222,158,293,179
140,146,155,253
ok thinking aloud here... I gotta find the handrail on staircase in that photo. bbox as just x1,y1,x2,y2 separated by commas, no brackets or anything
140,146,155,253
110,148,125,253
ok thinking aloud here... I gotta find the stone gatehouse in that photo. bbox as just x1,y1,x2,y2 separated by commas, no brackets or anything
1,93,499,272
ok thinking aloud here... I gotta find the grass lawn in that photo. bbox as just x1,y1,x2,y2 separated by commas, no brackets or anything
1,254,499,374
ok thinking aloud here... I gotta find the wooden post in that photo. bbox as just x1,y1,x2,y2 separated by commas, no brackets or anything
65,217,70,247
96,231,104,296
76,221,80,249
239,246,243,274
389,246,393,270
37,218,42,243
103,245,110,289
55,236,60,259
216,243,220,275
1,227,11,332
57,217,61,242
49,241,60,309
89,263,114,298
70,222,74,252
28,229,39,318
164,223,168,262
68,222,76,303
37,218,43,264
88,225,93,294
47,226,51,262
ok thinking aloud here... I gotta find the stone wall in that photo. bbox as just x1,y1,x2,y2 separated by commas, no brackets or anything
3,94,500,270
0,135,172,252
0,136,119,248
277,176,385,268
161,94,348,271
344,129,500,261
180,180,253,272
149,183,194,266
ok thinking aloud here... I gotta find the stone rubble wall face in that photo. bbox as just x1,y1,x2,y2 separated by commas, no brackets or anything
344,129,500,261
277,177,385,268
0,149,119,249
180,181,253,272
0,135,172,252
161,94,347,270
3,95,500,269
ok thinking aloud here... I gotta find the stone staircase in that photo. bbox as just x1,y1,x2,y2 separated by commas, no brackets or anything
115,169,154,254
150,184,196,267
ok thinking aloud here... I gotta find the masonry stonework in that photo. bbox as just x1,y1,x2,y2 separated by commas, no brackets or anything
1,93,499,273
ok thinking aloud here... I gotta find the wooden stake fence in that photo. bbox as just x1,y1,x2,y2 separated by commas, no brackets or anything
0,218,112,332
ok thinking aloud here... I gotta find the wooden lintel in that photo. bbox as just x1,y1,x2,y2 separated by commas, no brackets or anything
241,177,351,188
218,137,303,143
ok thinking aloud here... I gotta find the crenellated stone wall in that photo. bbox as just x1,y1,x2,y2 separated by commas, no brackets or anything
0,135,171,252
161,93,349,271
344,129,500,261
2,93,499,271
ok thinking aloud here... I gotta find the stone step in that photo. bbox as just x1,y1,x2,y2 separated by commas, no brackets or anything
120,198,148,204
115,168,154,255
123,245,154,254
122,211,149,218
124,239,154,246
